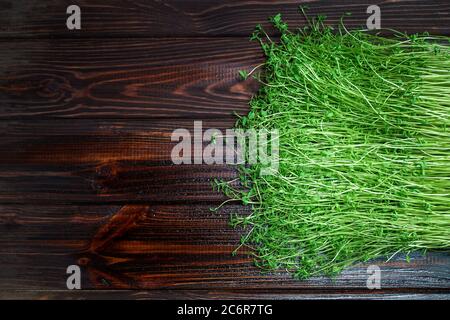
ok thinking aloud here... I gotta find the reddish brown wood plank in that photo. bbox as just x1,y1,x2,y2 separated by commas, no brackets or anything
0,119,241,203
1,0,449,298
0,0,449,38
0,38,260,119
1,204,449,291
1,290,449,300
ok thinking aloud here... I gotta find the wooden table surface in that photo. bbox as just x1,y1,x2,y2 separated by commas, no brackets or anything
0,0,449,300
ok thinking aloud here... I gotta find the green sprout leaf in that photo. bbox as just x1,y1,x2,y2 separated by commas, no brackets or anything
217,11,450,279
239,70,249,80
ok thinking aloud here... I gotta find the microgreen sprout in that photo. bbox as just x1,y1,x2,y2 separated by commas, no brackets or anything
220,12,450,279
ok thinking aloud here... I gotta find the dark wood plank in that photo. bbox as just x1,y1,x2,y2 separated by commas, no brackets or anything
1,204,449,291
0,38,260,119
1,0,448,298
2,290,450,300
0,119,242,204
0,0,449,38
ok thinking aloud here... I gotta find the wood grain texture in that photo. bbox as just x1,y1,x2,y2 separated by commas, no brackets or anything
1,204,449,291
2,120,448,293
0,0,449,38
1,0,449,299
0,119,243,203
2,290,450,300
0,39,260,119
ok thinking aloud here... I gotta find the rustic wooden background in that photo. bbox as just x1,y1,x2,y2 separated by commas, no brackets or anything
0,0,449,300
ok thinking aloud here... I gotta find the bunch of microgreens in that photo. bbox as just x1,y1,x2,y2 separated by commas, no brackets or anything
214,8,450,279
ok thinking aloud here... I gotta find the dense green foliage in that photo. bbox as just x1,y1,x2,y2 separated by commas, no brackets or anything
217,11,450,278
